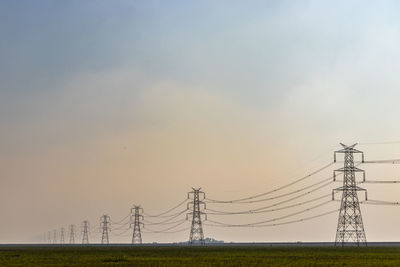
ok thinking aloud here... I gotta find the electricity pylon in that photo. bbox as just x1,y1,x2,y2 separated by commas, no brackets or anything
47,231,52,244
69,224,75,244
82,220,89,244
187,188,207,245
131,205,144,244
60,227,65,244
101,215,111,244
333,143,367,246
53,229,57,244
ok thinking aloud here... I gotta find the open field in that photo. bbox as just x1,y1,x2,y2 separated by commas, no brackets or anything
2,245,400,266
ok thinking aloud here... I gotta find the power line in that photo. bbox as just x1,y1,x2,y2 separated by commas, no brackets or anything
110,213,131,225
363,159,400,164
207,192,338,215
206,200,333,227
142,208,189,219
143,199,188,217
358,141,400,145
362,180,400,184
111,222,131,231
111,228,131,237
142,227,190,234
205,162,334,203
208,180,333,214
205,209,339,228
144,220,188,233
362,199,400,206
207,177,333,204
143,209,188,224
143,218,189,225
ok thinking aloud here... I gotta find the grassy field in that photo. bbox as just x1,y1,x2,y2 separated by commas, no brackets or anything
1,245,400,266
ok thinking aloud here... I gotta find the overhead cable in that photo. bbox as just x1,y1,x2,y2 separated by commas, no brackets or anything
206,162,334,203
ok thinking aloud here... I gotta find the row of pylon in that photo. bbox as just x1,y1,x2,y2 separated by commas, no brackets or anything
43,144,370,246
44,191,207,245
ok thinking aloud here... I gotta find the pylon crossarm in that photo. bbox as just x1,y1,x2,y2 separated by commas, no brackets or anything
334,186,366,191
337,147,363,154
335,167,365,172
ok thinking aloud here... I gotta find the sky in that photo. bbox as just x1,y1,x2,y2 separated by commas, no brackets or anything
1,0,400,244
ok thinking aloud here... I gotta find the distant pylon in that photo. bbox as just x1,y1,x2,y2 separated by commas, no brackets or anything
53,229,57,244
100,215,111,244
69,224,75,244
47,231,52,244
333,143,367,246
187,188,207,245
60,227,65,244
131,205,144,244
82,220,89,244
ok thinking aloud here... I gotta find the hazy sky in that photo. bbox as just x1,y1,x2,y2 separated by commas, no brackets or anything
2,0,400,243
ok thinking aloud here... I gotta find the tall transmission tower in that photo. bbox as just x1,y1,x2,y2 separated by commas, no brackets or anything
53,229,57,244
82,220,89,244
60,227,65,244
69,224,75,244
131,205,144,244
187,188,207,245
333,143,367,246
47,231,52,244
100,215,111,245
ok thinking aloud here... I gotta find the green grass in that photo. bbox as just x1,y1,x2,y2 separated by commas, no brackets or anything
1,246,400,266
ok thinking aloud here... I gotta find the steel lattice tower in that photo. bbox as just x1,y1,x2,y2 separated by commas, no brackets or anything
101,215,111,245
53,229,57,244
60,227,65,244
47,231,52,244
333,143,367,246
131,205,144,244
187,188,207,245
82,220,89,244
69,224,75,244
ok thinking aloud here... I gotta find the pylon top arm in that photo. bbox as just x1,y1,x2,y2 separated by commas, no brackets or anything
334,143,365,163
338,143,359,151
